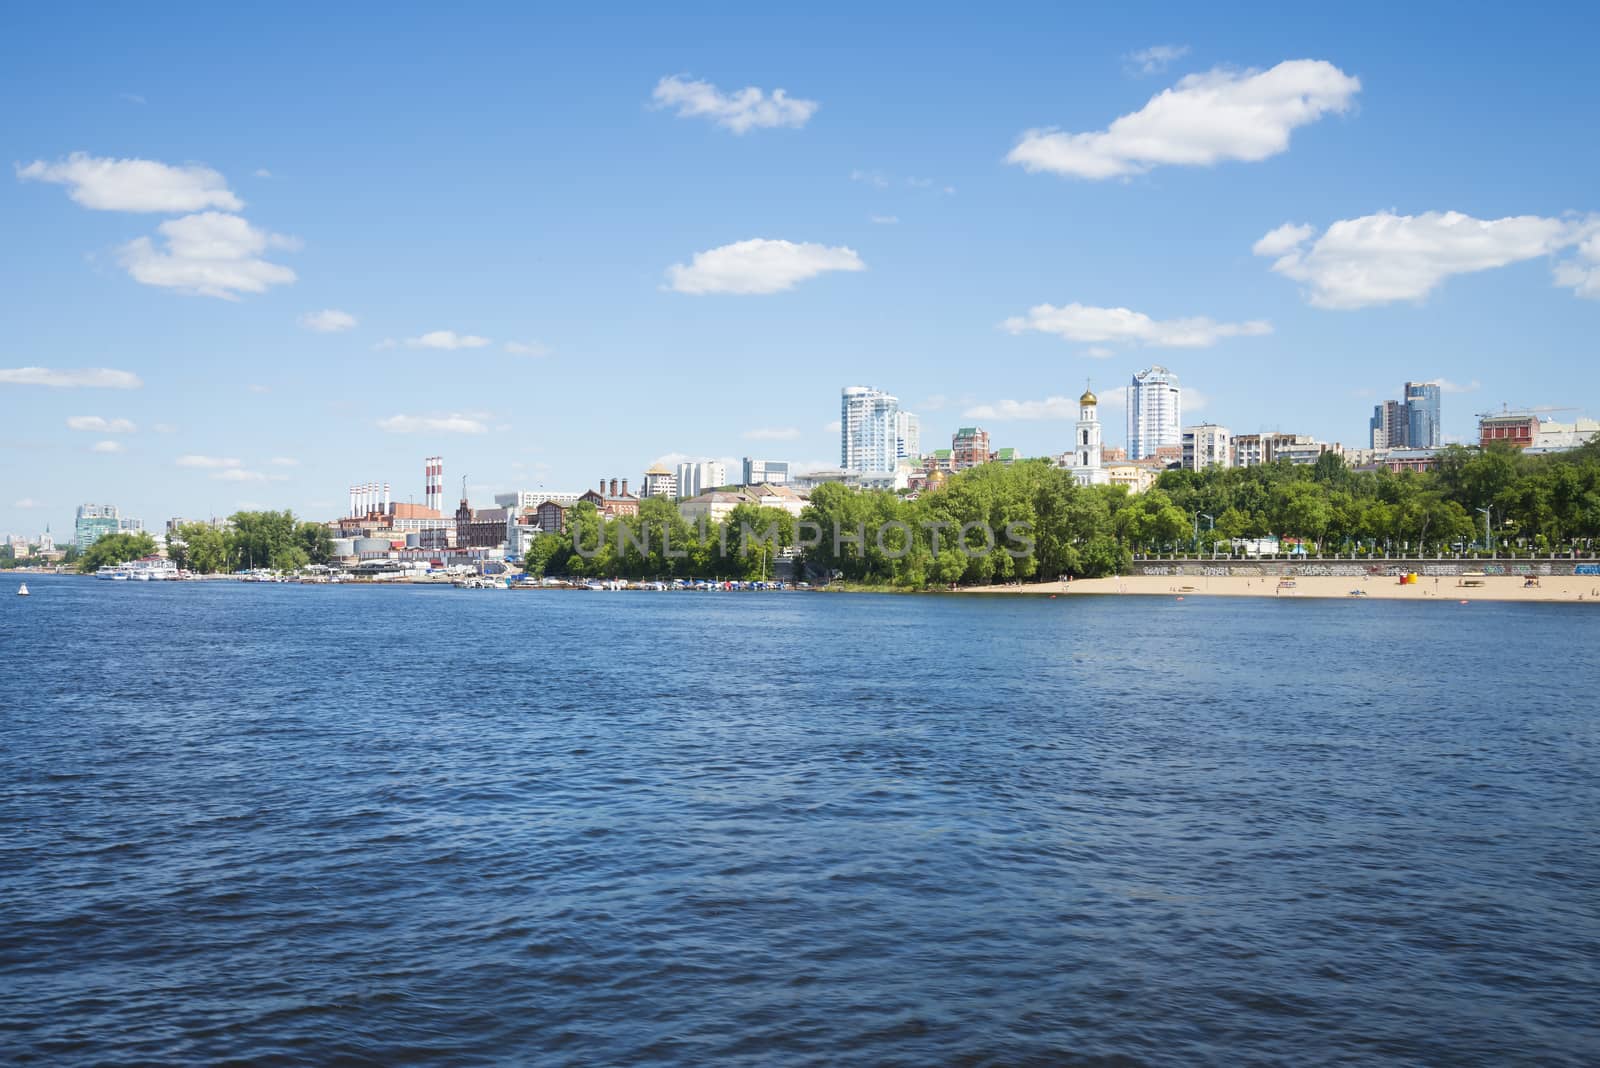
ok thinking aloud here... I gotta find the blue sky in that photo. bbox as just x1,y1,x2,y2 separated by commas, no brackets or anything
4,2,1599,536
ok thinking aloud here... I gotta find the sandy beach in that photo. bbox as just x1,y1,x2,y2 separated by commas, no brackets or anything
963,573,1600,603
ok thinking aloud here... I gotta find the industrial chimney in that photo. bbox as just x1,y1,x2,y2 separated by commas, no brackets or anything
621,479,629,497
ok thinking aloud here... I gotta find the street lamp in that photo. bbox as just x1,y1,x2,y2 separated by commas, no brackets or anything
1200,513,1215,558
1476,506,1492,554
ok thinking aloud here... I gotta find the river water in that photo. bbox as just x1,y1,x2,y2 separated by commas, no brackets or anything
2,576,1597,1065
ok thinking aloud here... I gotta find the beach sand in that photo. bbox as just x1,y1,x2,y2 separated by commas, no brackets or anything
962,573,1600,603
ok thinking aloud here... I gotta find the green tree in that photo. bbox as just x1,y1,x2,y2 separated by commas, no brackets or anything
77,531,157,572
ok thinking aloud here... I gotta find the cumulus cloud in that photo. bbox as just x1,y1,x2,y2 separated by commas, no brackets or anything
402,330,492,350
16,152,242,212
0,367,142,388
212,468,284,482
666,238,865,295
963,396,1080,421
299,308,357,332
1553,232,1600,299
964,386,1134,424
176,454,241,469
1255,210,1599,307
1001,302,1271,348
90,440,125,453
1126,44,1190,75
66,416,137,433
652,74,818,134
503,340,550,356
119,211,298,299
743,427,801,441
1007,60,1360,179
376,414,488,434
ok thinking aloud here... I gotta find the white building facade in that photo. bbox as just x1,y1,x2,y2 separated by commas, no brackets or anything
1127,366,1182,460
1181,424,1232,470
841,386,915,473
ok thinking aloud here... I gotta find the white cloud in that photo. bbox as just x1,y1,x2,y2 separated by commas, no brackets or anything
15,498,43,509
1002,302,1271,348
1434,378,1481,394
66,415,137,433
920,394,949,411
176,454,241,469
1554,232,1600,299
248,383,270,394
1251,223,1315,258
1085,346,1116,358
851,169,890,188
0,367,142,389
870,215,899,225
120,93,146,106
299,308,357,332
823,419,842,434
153,422,177,433
666,238,865,295
963,396,1079,421
1126,44,1190,75
1007,60,1360,179
1256,210,1597,308
16,152,242,212
212,468,284,482
652,74,818,134
376,413,488,434
91,440,124,453
253,169,272,178
119,211,298,299
503,340,550,356
269,456,300,466
402,330,492,350
744,427,801,441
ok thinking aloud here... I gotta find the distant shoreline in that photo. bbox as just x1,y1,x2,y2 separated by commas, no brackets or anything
961,573,1600,603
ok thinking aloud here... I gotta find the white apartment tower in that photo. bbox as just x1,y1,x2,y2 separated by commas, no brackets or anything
841,386,910,473
1127,366,1182,460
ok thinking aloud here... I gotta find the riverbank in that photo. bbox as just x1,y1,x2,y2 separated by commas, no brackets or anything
962,573,1600,602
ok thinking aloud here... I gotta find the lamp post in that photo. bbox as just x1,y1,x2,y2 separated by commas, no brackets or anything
1200,513,1215,558
1476,506,1492,554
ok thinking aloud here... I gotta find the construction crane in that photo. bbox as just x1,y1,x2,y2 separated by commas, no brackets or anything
1475,403,1581,420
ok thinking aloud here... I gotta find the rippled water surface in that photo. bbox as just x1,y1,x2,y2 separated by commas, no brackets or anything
2,576,1598,1065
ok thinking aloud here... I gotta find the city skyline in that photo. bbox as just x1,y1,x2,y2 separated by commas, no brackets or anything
5,5,1600,536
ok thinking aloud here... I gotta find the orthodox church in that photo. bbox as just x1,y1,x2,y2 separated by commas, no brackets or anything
1056,384,1110,486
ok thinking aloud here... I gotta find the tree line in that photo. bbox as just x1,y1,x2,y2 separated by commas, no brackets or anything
76,511,334,573
525,439,1600,588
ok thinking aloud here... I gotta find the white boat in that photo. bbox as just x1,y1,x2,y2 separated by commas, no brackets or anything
16,582,27,597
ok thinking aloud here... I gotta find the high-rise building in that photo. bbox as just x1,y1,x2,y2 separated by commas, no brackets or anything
1370,399,1408,449
740,458,787,486
841,386,908,473
1127,366,1182,460
1405,381,1442,448
1182,424,1233,470
895,410,921,462
677,460,731,496
951,427,990,469
74,503,132,550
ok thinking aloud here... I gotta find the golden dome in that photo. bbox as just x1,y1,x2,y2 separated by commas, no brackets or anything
1079,388,1098,406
